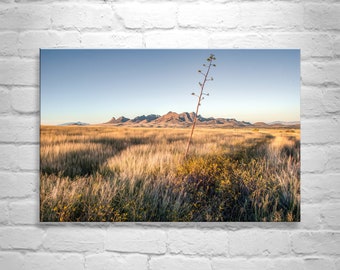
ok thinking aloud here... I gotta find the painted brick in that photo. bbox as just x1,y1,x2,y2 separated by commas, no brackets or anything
9,199,38,225
0,201,8,224
212,258,270,270
336,259,340,270
19,31,59,58
325,145,340,172
300,86,323,117
23,253,84,270
145,30,209,48
0,32,18,56
15,145,39,171
323,88,340,114
0,145,17,170
212,258,305,270
85,253,148,270
10,86,39,113
304,4,340,30
239,2,303,29
51,4,113,30
303,258,336,270
209,33,272,49
302,117,340,144
19,31,81,58
106,228,166,254
302,61,340,86
149,255,210,270
0,86,11,114
81,32,143,48
335,38,340,57
44,227,106,252
272,258,335,270
116,3,176,29
0,252,25,270
167,229,227,256
271,33,332,59
321,203,340,230
178,3,239,28
0,227,44,250
301,145,327,173
229,230,290,256
302,174,340,203
299,204,321,230
292,232,340,255
0,116,39,143
0,172,37,198
0,5,50,30
0,59,38,86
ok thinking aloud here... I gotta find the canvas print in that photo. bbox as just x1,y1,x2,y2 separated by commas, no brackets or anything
40,49,300,222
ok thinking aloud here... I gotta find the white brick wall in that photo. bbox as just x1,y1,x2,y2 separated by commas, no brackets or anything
0,0,339,269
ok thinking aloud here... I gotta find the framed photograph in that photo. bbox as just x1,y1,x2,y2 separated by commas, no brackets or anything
40,49,300,222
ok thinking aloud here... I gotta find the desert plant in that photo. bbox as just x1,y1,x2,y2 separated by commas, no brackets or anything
184,54,216,158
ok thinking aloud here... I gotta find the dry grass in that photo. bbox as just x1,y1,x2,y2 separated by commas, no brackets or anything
40,125,300,222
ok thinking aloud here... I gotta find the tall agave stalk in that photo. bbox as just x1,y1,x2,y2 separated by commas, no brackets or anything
184,54,216,158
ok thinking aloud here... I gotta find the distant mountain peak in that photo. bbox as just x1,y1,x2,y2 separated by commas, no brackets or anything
132,114,160,123
106,116,129,124
59,121,89,126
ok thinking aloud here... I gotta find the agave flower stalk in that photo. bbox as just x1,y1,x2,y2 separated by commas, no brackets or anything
184,54,216,158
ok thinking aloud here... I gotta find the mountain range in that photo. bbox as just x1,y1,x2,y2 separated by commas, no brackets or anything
103,112,300,128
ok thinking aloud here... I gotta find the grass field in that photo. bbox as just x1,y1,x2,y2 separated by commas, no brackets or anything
40,125,300,222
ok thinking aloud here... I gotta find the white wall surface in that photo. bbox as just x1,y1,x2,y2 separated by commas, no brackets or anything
0,0,339,269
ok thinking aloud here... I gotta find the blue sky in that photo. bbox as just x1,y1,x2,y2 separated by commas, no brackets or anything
40,49,300,124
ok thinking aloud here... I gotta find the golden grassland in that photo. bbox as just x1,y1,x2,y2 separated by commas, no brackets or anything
40,125,300,222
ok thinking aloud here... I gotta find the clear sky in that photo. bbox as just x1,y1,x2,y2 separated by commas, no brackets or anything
40,49,300,124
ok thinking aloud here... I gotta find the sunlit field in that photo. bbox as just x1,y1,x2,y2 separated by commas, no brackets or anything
40,125,300,222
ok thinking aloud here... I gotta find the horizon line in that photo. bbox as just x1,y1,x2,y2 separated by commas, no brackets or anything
41,111,300,126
